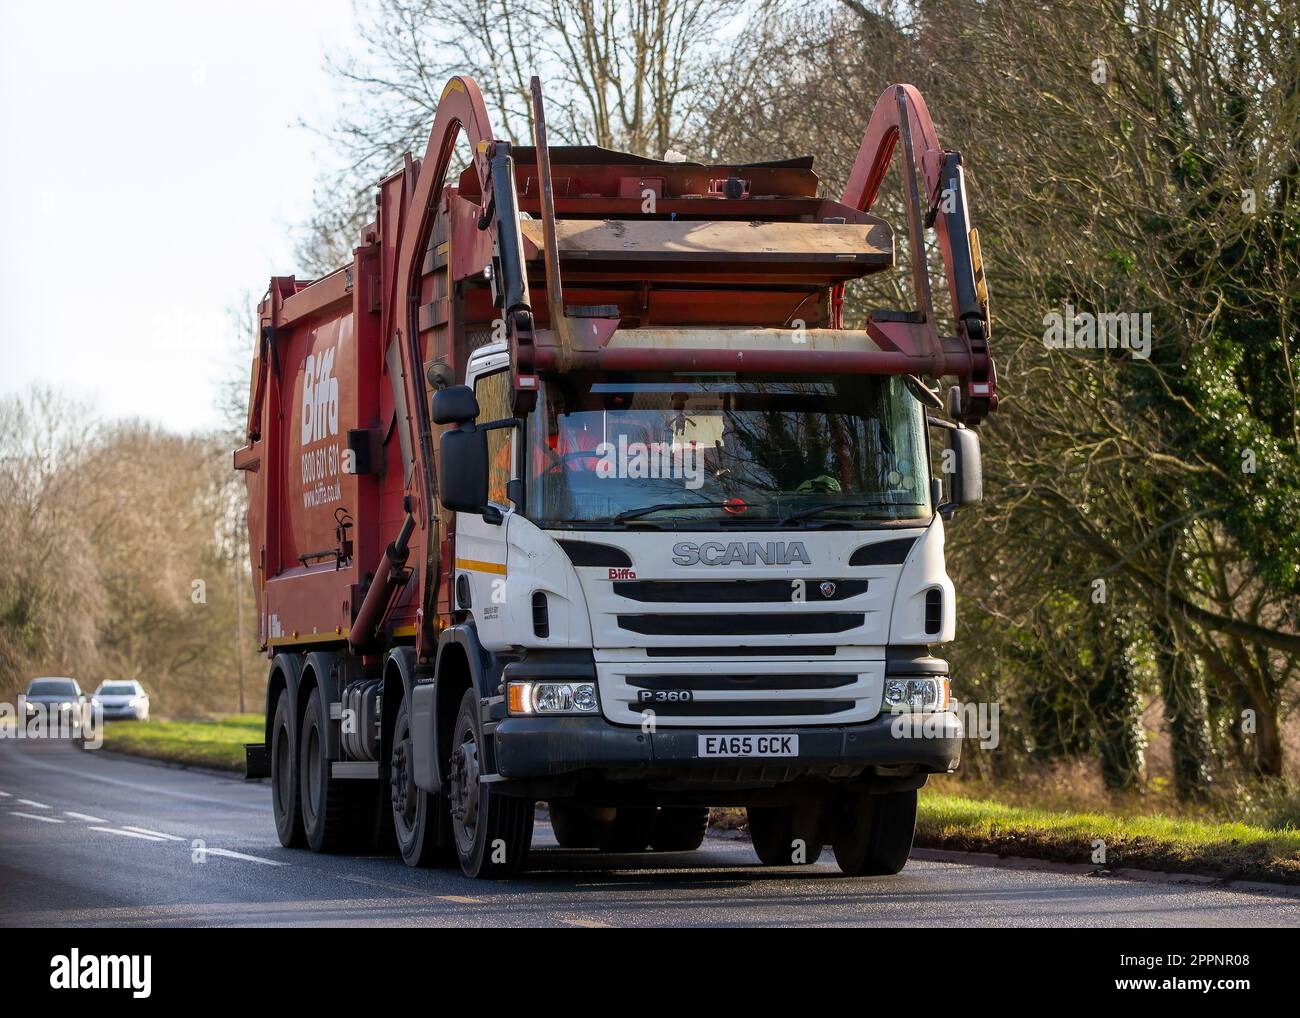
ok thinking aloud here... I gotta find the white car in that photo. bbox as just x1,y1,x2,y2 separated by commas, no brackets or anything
91,680,150,721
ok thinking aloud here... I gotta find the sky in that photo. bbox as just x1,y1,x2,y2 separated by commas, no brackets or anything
0,0,356,434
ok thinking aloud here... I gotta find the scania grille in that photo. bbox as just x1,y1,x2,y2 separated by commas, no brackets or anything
617,612,865,636
627,672,857,691
613,578,870,603
596,659,884,727
633,699,856,717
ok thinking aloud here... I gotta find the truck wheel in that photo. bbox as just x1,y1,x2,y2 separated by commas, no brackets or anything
650,807,710,852
746,805,824,865
390,697,452,867
448,688,534,878
595,807,657,852
271,690,305,848
299,687,368,853
833,789,917,876
548,801,600,849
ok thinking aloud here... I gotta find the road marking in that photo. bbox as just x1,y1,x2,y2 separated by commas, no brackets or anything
121,825,186,841
89,826,169,842
9,811,65,823
64,811,107,823
0,789,11,797
437,894,483,904
16,798,50,809
13,752,268,812
201,848,285,866
560,917,612,928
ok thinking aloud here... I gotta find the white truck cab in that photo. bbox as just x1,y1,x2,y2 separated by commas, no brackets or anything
434,342,974,874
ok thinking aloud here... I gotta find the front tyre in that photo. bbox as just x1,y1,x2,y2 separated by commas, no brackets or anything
448,688,534,878
832,789,917,876
595,807,657,853
390,697,453,867
650,807,710,852
746,805,824,865
548,801,601,849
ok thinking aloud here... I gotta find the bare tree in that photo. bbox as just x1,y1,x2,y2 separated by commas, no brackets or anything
298,0,745,272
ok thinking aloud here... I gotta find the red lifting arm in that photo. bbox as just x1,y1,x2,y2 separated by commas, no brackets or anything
354,76,501,658
837,84,997,425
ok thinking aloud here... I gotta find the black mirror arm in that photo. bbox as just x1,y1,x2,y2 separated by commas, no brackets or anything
477,417,520,434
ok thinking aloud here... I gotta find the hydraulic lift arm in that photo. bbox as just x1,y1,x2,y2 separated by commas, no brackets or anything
838,84,997,426
358,76,535,659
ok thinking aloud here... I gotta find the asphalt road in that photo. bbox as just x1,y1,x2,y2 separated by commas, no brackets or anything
2,737,1298,928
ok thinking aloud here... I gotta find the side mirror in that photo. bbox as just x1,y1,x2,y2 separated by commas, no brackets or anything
439,425,489,513
948,426,983,506
432,385,479,426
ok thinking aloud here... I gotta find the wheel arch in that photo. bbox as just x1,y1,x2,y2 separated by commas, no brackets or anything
381,645,419,771
263,652,304,748
299,650,345,760
431,624,500,788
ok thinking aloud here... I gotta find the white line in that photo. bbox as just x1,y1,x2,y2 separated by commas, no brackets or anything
88,826,168,842
0,790,11,797
202,847,285,866
7,751,268,812
9,811,65,823
64,811,107,823
16,798,50,809
121,825,186,842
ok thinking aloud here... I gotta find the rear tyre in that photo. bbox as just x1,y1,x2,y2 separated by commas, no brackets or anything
832,789,917,876
650,807,710,852
746,805,824,865
271,690,305,848
390,697,453,867
299,687,369,853
595,807,657,852
448,689,534,878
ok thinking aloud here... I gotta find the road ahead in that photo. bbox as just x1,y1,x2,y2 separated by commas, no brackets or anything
2,738,1297,927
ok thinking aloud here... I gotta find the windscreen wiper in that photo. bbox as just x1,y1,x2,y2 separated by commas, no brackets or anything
613,501,736,523
778,499,924,525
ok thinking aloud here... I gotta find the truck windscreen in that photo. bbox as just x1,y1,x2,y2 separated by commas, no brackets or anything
524,373,931,527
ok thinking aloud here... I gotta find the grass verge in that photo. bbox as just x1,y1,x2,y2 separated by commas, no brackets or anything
915,793,1300,884
714,793,1300,884
97,715,262,772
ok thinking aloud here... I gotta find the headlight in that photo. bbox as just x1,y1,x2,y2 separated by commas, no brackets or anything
507,680,599,716
883,677,949,712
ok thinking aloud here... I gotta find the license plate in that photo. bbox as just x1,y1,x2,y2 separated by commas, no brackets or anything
697,734,798,758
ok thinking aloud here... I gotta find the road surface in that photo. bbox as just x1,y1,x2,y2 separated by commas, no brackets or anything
2,737,1298,927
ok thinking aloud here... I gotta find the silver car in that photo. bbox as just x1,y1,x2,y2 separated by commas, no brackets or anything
91,679,150,721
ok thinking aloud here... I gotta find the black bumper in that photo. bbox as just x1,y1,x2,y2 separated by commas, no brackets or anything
491,711,962,781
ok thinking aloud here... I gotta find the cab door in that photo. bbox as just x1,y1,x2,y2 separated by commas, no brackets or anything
453,355,516,651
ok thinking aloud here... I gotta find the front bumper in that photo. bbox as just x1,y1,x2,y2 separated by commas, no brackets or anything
491,710,962,782
99,706,145,720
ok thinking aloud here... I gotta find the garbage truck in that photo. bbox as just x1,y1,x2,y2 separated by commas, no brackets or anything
236,75,997,878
